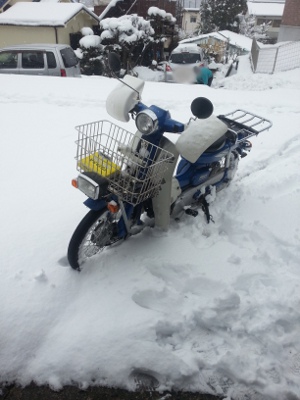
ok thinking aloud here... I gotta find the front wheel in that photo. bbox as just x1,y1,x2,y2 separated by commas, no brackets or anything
67,209,118,271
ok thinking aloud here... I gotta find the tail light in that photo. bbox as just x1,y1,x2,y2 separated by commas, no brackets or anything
60,69,67,77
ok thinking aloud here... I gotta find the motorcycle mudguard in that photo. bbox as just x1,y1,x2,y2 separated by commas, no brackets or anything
84,198,107,211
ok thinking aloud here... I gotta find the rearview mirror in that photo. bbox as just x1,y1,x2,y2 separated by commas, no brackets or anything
191,97,213,119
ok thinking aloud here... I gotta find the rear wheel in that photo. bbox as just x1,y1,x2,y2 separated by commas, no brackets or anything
67,209,118,271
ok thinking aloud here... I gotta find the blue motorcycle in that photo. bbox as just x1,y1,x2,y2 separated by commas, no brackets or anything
67,56,272,270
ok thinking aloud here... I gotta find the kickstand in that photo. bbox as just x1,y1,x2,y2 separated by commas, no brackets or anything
201,197,215,224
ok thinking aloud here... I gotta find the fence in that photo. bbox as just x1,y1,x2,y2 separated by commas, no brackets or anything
250,38,300,73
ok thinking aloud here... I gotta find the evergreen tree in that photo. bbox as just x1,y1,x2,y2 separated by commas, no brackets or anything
238,13,272,43
148,7,177,62
100,14,154,72
77,29,105,76
200,0,247,33
200,0,216,33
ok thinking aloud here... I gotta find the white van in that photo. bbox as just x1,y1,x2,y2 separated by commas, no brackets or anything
165,44,206,83
0,43,81,77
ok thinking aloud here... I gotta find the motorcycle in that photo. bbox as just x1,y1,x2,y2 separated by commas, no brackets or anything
67,54,272,271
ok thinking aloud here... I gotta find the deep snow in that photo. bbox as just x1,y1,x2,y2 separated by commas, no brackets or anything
0,58,300,400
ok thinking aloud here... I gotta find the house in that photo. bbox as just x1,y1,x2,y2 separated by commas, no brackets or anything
0,2,100,48
278,0,300,41
179,30,253,61
246,0,285,40
93,0,176,20
181,8,200,35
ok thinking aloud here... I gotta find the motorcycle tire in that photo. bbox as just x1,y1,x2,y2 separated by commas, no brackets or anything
67,209,117,271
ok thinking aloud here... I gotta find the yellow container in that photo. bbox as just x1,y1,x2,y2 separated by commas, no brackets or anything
78,152,120,177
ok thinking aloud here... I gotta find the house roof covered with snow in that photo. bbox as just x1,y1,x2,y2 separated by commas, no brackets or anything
180,30,253,52
247,1,285,17
0,2,99,26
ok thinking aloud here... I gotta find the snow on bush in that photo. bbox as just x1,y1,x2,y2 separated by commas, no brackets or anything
81,27,94,36
100,14,154,44
148,6,176,23
79,35,102,49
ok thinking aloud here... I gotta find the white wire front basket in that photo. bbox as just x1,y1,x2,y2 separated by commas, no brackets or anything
75,120,174,205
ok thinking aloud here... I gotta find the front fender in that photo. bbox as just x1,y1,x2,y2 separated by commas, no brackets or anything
84,198,107,211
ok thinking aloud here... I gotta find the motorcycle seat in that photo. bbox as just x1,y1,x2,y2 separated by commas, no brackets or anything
204,129,236,153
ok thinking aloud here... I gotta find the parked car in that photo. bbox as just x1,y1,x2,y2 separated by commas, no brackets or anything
163,44,207,83
0,43,81,77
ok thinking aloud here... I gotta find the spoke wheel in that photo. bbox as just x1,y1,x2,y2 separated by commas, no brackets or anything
67,209,118,271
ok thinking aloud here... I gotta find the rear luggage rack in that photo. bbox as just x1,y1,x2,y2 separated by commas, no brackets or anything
218,110,272,143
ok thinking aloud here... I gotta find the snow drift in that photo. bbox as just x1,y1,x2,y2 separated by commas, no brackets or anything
0,63,299,400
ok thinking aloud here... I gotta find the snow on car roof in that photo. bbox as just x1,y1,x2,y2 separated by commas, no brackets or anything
173,43,202,53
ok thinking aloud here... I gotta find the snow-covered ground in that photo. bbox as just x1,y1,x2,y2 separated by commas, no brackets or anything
0,57,300,400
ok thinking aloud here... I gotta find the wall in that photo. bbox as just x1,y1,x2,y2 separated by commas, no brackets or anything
251,39,300,73
281,0,300,26
278,25,300,41
0,11,99,48
278,0,300,41
0,26,56,47
57,11,99,44
181,9,200,34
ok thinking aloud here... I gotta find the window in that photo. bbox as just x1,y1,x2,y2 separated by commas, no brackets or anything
46,52,57,69
190,16,197,23
272,19,281,27
0,51,17,68
257,18,266,25
60,47,78,68
70,32,82,50
22,51,44,69
170,53,202,64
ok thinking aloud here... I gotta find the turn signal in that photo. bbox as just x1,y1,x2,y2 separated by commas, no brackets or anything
107,201,119,213
71,178,78,188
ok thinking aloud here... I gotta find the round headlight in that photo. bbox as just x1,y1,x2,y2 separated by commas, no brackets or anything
135,110,158,135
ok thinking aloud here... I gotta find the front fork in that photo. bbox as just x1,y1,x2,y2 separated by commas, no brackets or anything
117,200,145,236
84,197,143,238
